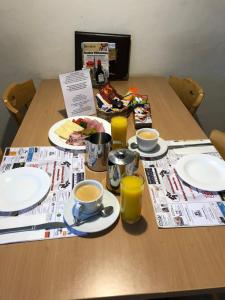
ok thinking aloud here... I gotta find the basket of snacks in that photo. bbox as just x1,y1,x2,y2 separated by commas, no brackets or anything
96,84,134,122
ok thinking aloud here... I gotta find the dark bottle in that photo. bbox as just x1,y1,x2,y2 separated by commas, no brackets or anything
95,60,105,84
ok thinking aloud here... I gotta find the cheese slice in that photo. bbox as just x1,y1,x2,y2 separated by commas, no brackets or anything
55,120,83,140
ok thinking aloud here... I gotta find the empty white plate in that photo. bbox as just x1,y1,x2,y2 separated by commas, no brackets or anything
175,154,225,191
0,167,51,213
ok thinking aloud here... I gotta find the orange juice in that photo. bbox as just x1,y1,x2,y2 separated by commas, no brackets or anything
120,175,144,223
111,116,128,149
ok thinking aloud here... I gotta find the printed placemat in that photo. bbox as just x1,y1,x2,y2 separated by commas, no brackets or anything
0,146,85,244
142,140,225,228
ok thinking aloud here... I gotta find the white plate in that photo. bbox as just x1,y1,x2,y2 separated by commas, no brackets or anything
175,154,225,191
64,189,120,233
48,116,111,150
0,167,51,213
128,136,168,158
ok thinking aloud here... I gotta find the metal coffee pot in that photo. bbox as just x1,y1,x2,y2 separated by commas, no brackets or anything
85,132,112,172
106,148,140,194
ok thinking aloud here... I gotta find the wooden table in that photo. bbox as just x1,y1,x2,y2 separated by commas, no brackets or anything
1,77,225,300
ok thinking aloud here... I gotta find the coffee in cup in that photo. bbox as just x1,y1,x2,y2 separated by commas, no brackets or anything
72,180,103,220
136,128,159,152
75,184,101,202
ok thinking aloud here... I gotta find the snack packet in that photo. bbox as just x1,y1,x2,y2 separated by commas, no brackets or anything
96,83,124,111
132,94,148,105
99,83,122,104
133,103,152,129
123,87,138,101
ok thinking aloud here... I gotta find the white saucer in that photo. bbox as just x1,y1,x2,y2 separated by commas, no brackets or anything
128,136,168,158
63,189,120,233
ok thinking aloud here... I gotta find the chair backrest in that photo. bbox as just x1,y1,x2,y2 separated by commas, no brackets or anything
210,129,225,160
168,76,204,114
2,79,36,124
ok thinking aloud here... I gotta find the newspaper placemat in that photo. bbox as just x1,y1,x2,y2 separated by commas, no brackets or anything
142,140,225,228
0,146,85,244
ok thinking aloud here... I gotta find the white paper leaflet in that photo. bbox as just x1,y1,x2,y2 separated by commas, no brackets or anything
59,69,96,117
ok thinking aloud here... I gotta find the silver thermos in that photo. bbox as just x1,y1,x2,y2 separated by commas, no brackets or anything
85,132,112,172
106,148,139,194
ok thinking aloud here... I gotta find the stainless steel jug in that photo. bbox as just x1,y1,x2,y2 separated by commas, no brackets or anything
86,132,112,172
106,148,139,194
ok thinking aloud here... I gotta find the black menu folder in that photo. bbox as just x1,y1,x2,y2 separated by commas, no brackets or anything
75,31,131,80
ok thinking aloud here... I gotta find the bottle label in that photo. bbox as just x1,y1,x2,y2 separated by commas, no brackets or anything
98,73,105,83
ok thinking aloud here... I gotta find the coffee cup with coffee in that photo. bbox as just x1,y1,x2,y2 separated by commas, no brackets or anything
72,179,104,220
136,128,159,152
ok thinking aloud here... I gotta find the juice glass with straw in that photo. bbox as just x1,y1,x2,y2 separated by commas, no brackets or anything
120,174,144,224
111,116,128,149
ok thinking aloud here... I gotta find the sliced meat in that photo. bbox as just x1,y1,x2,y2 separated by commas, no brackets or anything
66,132,86,146
84,118,105,133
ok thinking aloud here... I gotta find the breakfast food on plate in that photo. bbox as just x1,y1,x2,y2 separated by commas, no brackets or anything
73,117,105,134
66,132,87,146
54,120,83,139
54,117,105,146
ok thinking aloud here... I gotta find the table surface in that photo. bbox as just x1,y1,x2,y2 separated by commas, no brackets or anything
1,77,225,300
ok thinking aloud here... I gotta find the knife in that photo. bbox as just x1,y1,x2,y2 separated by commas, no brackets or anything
168,142,212,149
0,222,66,235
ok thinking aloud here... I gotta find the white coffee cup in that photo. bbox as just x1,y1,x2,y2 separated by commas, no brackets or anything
136,128,159,152
72,179,104,220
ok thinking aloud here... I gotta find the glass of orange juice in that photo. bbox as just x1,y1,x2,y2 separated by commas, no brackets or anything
120,174,144,224
111,116,128,149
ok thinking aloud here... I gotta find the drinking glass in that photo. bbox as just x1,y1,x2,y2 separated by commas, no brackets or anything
111,116,128,149
120,174,144,224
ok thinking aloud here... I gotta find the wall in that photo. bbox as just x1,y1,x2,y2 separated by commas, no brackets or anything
0,0,225,148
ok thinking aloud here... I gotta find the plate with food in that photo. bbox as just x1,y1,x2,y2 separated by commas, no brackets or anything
48,116,111,150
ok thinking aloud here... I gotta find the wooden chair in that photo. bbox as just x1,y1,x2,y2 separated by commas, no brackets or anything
2,79,36,124
210,129,225,160
168,75,204,114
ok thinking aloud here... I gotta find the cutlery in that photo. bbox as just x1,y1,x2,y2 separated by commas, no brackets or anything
0,206,115,234
0,222,66,235
73,205,114,226
130,142,138,149
168,142,212,149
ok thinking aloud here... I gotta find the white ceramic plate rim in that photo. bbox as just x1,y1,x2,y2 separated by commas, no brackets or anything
64,189,120,233
0,167,51,212
128,136,168,158
48,116,111,150
175,154,225,191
